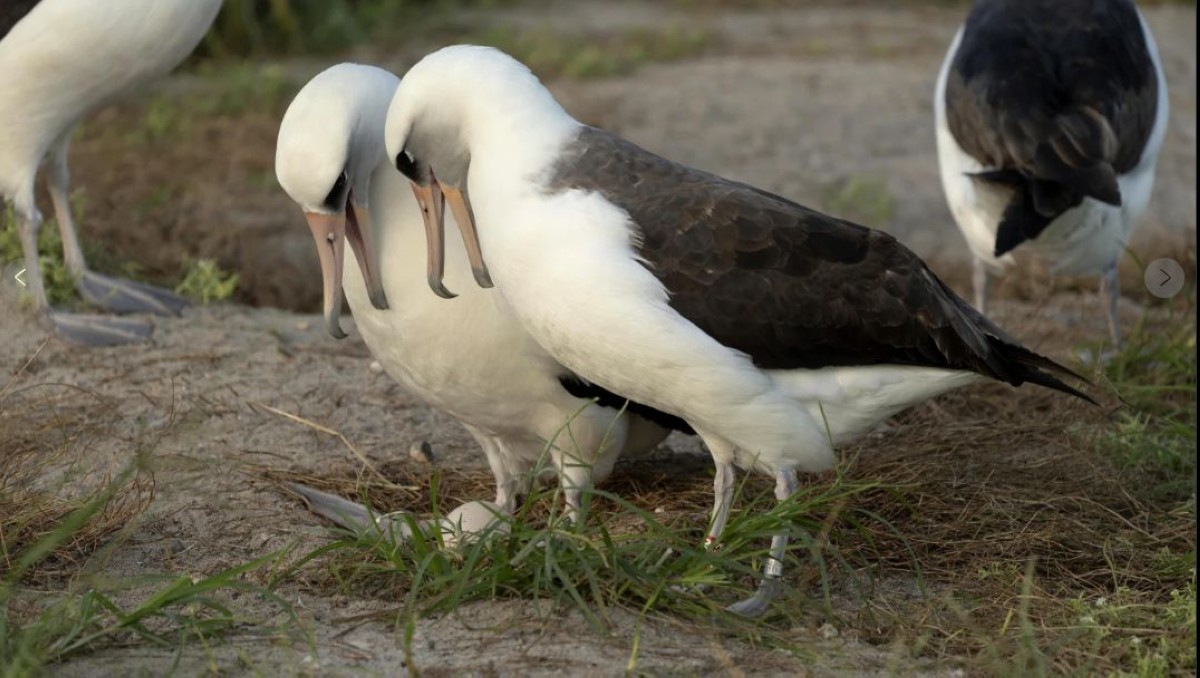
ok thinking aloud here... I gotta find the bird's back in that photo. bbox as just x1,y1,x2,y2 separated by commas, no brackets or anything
942,0,1160,255
547,126,1090,401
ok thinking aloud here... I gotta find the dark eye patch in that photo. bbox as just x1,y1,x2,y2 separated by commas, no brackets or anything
323,172,348,210
395,150,419,181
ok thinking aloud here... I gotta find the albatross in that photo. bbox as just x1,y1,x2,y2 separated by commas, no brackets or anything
0,0,222,346
382,45,1095,617
935,0,1169,347
275,63,671,528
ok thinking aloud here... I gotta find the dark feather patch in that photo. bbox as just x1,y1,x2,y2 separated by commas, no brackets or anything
1,0,43,42
994,186,1058,256
557,375,696,435
546,127,1090,404
944,0,1159,252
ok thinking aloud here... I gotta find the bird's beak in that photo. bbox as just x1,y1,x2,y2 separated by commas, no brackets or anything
442,185,493,289
345,201,389,311
410,181,456,299
304,211,348,339
410,177,494,299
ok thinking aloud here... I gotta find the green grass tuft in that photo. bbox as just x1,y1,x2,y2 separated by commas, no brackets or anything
288,465,896,638
175,258,240,305
1093,322,1197,504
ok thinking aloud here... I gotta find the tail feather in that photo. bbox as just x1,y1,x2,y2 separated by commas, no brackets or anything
990,339,1098,405
1052,106,1118,169
938,281,1097,406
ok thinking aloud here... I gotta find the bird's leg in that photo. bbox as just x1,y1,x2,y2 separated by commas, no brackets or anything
45,132,187,318
726,468,799,618
14,201,51,316
1100,264,1123,349
462,424,520,515
670,460,739,597
556,452,593,524
47,134,86,279
972,257,992,315
12,197,148,346
705,461,737,550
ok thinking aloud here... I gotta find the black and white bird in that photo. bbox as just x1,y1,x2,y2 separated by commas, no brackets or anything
935,0,1169,347
275,64,670,528
382,45,1094,617
0,0,223,346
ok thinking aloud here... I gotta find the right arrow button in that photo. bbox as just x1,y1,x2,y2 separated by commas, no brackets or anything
1145,258,1186,299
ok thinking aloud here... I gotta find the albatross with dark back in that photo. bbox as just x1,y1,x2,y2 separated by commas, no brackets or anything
935,0,1169,347
382,45,1095,619
547,126,1092,386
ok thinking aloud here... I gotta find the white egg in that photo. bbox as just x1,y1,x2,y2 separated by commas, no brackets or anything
439,500,509,549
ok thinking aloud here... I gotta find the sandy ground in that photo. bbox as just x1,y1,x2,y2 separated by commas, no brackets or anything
1,2,1195,675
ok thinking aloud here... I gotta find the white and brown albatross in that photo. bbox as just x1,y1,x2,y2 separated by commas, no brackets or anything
275,64,670,529
382,45,1096,617
0,0,222,346
935,0,1169,347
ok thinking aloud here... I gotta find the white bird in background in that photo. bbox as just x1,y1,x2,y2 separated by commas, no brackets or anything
935,0,1169,348
275,64,671,529
382,46,1094,617
0,0,224,346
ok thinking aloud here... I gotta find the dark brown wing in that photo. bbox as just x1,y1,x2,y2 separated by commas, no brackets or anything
547,126,1091,401
1,0,43,42
944,0,1160,254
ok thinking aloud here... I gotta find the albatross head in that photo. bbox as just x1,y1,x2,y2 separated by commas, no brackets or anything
276,63,397,339
385,45,573,297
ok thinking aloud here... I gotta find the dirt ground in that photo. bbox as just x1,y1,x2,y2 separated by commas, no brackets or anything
1,2,1195,676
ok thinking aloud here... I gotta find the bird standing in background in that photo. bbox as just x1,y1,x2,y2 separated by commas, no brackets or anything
383,45,1095,617
0,0,223,345
935,0,1169,348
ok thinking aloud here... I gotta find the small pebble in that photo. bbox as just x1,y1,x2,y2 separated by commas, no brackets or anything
369,360,384,374
409,441,434,464
654,506,665,514
818,622,839,640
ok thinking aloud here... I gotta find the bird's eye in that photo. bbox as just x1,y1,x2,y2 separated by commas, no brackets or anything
396,150,418,180
323,171,349,210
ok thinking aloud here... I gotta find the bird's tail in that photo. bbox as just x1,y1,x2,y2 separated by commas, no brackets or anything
988,338,1098,405
1027,106,1122,212
931,271,1098,406
978,106,1123,257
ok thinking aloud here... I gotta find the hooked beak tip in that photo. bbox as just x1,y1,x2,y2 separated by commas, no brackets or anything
472,267,494,289
369,288,390,311
427,274,458,299
325,317,348,340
